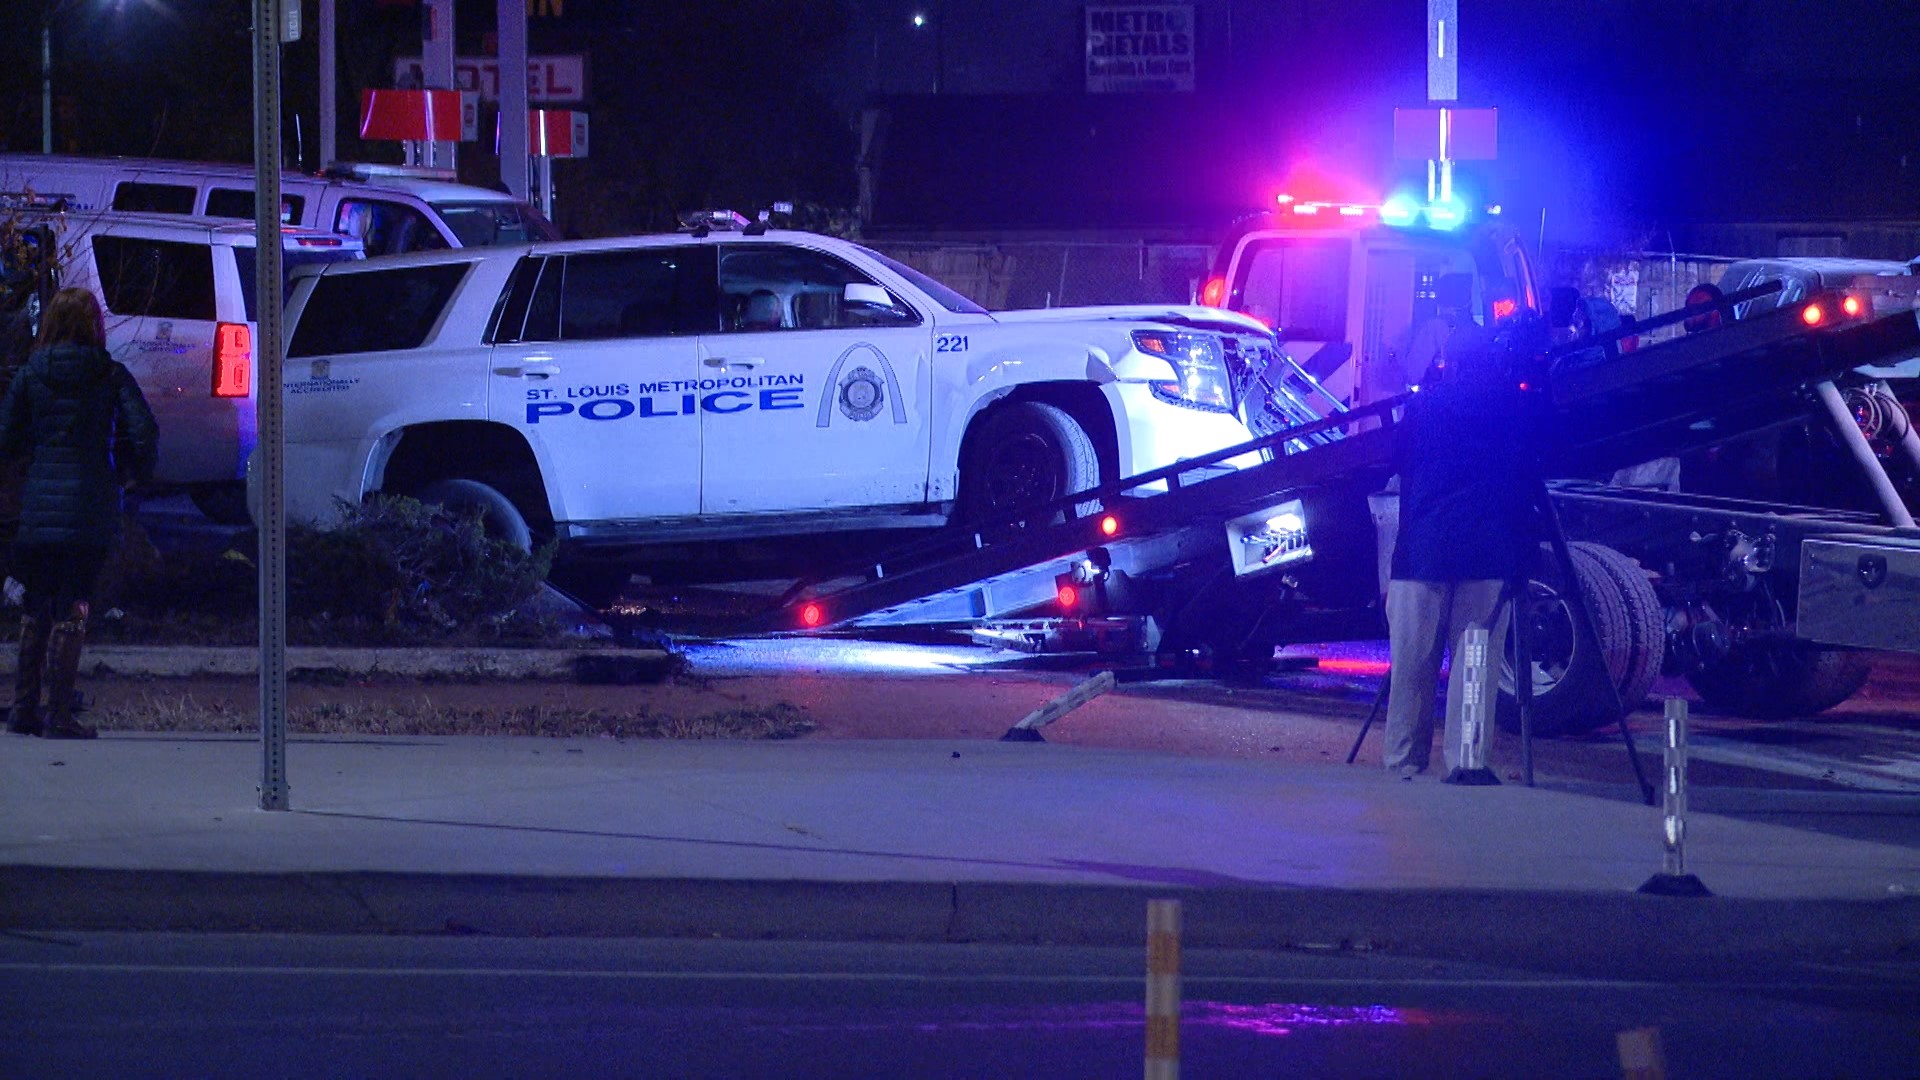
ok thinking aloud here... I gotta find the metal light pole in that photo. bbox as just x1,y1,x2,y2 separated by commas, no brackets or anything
40,6,52,153
253,0,291,811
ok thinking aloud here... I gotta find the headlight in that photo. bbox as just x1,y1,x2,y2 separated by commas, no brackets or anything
1132,330,1234,412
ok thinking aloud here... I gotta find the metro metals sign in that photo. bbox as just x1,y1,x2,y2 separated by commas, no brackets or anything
1085,4,1195,93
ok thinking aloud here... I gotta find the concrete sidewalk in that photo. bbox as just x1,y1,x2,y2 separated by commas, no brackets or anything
3,733,1916,966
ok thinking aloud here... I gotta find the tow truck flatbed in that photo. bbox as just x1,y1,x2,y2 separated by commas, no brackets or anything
736,287,1920,731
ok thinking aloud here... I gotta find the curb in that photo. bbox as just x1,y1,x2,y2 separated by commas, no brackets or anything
0,646,679,682
3,867,1914,968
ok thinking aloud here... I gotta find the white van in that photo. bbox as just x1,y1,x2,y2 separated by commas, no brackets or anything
0,154,558,257
2,207,364,522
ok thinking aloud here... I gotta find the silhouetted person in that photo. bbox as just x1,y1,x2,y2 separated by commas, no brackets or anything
1,288,157,739
1383,324,1538,781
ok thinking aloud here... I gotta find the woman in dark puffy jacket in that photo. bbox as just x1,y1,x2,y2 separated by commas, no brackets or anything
2,287,157,739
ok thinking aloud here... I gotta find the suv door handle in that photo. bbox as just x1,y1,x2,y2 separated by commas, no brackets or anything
703,356,764,369
494,362,560,379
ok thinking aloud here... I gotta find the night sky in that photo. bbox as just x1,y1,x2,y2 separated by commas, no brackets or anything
2,0,1917,244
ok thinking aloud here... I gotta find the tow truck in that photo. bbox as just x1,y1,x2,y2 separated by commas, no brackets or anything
734,197,1920,736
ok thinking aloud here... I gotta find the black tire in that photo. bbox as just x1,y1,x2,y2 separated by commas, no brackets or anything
958,401,1100,523
416,478,533,553
189,483,252,527
1687,644,1873,719
1571,541,1666,711
1496,543,1663,737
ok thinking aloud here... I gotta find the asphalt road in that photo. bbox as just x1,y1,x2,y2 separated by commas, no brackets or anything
3,932,1913,1079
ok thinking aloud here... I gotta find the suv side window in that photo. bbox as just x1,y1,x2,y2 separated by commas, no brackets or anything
335,199,449,257
205,187,305,224
91,236,216,321
112,181,196,214
718,245,919,332
287,263,470,358
519,246,714,343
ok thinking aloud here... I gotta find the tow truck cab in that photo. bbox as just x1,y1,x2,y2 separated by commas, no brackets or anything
1198,199,1539,413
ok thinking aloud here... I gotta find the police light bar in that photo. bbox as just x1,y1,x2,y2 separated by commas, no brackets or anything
679,209,751,232
1273,192,1477,231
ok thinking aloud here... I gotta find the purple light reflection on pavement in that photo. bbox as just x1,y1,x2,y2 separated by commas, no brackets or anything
742,1000,1434,1037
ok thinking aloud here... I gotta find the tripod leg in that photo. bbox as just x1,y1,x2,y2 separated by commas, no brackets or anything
1346,671,1391,765
1534,481,1655,805
1512,580,1535,788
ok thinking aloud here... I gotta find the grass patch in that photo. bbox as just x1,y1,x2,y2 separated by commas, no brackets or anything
93,693,814,740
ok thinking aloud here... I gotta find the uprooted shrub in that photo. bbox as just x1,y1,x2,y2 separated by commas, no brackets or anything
101,494,557,645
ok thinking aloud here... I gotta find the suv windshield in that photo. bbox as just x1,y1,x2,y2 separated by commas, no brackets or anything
866,248,988,314
236,245,364,321
432,200,562,247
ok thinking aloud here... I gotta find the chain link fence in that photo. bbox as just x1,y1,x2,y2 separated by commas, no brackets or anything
867,240,1215,310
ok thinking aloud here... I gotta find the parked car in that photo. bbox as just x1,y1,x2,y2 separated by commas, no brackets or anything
1,205,364,523
0,154,557,257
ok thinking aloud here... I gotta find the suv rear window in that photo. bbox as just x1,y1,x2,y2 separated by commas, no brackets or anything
287,262,470,357
234,244,364,321
205,187,305,224
91,236,216,320
112,181,196,214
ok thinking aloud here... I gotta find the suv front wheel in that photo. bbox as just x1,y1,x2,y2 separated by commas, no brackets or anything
958,401,1099,523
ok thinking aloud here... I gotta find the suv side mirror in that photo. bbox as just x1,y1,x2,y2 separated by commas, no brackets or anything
844,282,892,308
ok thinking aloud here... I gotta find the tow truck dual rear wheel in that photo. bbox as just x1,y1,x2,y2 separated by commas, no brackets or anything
1496,542,1664,738
958,402,1100,523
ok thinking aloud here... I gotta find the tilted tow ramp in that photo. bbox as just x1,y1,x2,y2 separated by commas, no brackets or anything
742,285,1920,728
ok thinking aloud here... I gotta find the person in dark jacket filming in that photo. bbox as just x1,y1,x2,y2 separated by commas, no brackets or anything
1,287,157,739
1382,322,1538,781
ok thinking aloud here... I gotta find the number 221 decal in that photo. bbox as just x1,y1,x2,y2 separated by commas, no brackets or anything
935,335,970,353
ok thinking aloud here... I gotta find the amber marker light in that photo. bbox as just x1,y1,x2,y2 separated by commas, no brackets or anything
1099,515,1120,537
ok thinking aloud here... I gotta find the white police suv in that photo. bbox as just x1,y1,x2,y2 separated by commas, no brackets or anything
278,218,1273,596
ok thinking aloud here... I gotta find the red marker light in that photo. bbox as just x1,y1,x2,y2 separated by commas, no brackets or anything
213,322,252,398
1492,298,1518,321
1801,303,1827,327
1056,585,1078,609
1199,276,1227,307
1099,515,1120,537
799,603,824,628
1841,295,1864,318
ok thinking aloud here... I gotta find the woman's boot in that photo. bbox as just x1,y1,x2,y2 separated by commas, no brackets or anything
39,614,94,740
6,615,46,735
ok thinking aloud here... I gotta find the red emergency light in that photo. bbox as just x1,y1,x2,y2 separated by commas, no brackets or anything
1800,303,1827,327
1199,276,1227,307
799,602,825,628
1056,584,1079,609
1099,514,1120,538
1841,295,1865,318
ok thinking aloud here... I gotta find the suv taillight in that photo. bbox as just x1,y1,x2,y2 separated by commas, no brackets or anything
214,322,252,398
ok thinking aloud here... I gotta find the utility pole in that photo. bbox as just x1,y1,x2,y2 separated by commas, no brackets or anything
252,0,291,812
420,0,457,168
319,0,336,167
40,3,53,153
1427,0,1459,204
498,0,530,201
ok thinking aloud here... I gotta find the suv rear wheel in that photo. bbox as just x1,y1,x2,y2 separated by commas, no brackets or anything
416,478,533,553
